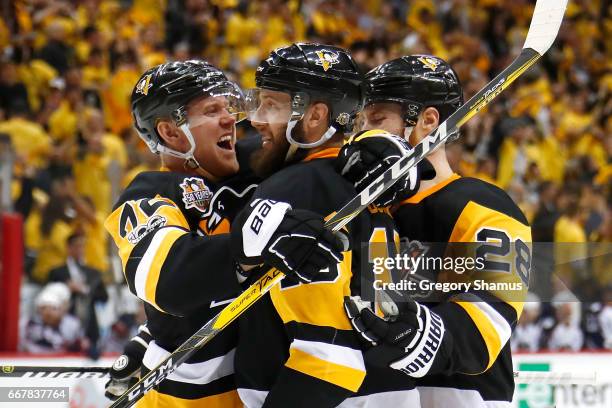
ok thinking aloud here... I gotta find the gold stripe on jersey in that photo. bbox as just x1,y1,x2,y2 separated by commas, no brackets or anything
285,347,365,392
136,389,241,408
269,246,365,391
351,129,394,143
451,300,506,372
439,199,530,372
269,252,353,330
104,197,190,313
448,201,530,245
105,197,190,272
447,200,530,315
143,228,187,311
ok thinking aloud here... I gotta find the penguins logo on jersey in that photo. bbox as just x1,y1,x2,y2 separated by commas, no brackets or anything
399,237,429,262
315,50,340,72
135,74,153,96
180,177,213,213
417,56,440,72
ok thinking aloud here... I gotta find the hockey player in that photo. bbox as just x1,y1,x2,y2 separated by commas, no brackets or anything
338,55,532,407
103,60,344,407
230,43,426,408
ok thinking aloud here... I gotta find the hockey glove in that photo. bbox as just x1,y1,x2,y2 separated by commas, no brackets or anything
336,130,435,207
344,296,451,378
231,199,349,283
104,327,151,400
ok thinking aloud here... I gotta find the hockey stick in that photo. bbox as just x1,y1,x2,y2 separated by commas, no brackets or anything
2,366,594,385
2,365,594,385
111,1,567,406
0,365,108,378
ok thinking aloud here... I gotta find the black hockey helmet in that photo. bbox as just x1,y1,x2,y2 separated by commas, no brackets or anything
251,43,364,148
131,60,246,167
365,55,463,130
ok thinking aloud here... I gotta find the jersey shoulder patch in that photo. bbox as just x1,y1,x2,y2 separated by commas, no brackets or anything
116,171,215,221
179,176,214,213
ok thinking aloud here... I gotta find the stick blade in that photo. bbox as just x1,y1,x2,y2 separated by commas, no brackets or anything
523,0,568,55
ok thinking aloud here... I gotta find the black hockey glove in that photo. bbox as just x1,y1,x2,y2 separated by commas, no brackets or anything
344,296,451,378
104,327,151,400
336,130,435,207
231,199,349,283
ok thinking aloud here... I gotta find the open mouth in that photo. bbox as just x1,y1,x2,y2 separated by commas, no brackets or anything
217,135,233,150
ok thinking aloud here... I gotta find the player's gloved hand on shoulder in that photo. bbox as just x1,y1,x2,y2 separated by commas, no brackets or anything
336,130,435,207
231,199,349,283
344,295,451,378
104,328,151,400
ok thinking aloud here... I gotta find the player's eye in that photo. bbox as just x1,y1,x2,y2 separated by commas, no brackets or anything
264,101,279,111
371,115,385,124
204,104,223,116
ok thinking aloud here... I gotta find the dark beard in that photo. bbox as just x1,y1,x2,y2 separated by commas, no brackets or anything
249,137,290,178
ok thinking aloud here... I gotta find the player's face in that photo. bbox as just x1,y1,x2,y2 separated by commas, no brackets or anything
186,96,240,178
39,305,63,327
247,89,291,177
361,103,405,138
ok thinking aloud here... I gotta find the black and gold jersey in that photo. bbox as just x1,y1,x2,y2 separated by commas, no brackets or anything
234,148,417,408
105,170,258,316
104,143,259,404
392,174,531,404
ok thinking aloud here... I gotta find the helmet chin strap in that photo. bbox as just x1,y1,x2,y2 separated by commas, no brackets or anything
156,123,210,174
403,126,414,141
285,115,337,149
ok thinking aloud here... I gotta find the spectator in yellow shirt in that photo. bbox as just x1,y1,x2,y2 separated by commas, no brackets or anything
31,172,76,284
496,116,537,188
48,86,83,143
102,52,140,135
554,194,588,290
73,133,112,216
71,195,110,280
0,101,51,169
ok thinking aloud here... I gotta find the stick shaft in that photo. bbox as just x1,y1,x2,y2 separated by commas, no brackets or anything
0,365,108,378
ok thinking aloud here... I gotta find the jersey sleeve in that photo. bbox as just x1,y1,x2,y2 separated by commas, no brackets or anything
434,199,531,375
104,195,241,316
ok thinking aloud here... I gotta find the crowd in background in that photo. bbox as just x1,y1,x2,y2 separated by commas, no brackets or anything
0,0,609,356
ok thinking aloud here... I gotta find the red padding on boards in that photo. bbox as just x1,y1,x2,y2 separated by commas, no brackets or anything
1,213,23,351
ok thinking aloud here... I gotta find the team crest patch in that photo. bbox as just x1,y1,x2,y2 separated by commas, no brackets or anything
315,50,340,72
180,177,213,212
135,74,153,95
417,56,440,72
336,112,351,126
